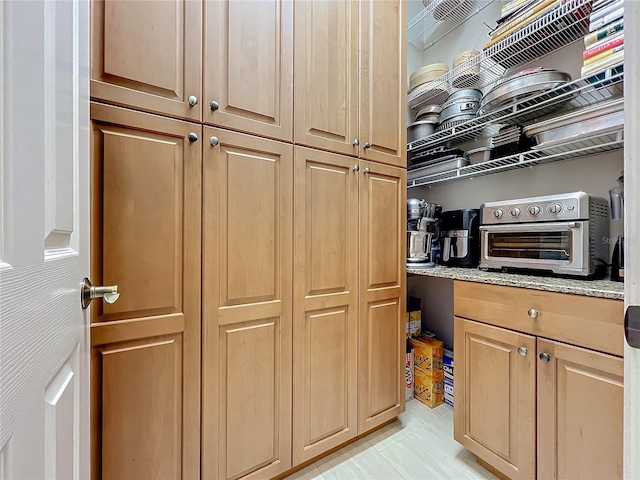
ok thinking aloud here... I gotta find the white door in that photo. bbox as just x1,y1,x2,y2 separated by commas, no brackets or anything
625,3,640,478
0,1,90,478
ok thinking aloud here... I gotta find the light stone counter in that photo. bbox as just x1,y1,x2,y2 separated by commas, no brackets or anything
407,265,624,300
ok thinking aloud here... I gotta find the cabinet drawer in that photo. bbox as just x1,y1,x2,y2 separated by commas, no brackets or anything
454,281,624,356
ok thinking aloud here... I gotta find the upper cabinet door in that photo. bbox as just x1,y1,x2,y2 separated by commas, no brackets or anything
359,0,406,167
204,0,293,142
91,0,202,121
537,339,623,479
358,161,406,434
294,0,360,157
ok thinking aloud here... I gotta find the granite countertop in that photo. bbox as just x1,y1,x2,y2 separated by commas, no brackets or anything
406,265,624,300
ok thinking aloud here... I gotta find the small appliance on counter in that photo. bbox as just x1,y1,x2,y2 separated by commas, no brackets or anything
407,199,442,268
480,192,609,277
439,209,480,267
610,172,624,282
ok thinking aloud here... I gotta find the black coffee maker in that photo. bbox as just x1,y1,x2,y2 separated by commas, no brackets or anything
439,209,480,267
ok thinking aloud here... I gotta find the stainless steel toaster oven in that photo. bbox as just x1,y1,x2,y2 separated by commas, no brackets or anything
480,192,609,277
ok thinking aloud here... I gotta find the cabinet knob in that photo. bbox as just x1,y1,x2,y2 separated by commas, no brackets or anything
518,346,528,357
528,308,539,318
209,136,219,147
188,95,198,106
363,167,370,174
353,139,360,146
539,352,551,362
188,132,198,143
363,142,371,149
210,100,219,111
353,164,360,172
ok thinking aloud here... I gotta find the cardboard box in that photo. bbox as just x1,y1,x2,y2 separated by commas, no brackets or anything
405,348,414,401
414,371,444,408
444,382,454,396
444,395,454,407
444,349,454,380
410,335,443,377
406,311,422,338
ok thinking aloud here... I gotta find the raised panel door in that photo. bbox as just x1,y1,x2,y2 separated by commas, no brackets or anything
91,0,202,121
453,318,536,480
294,0,359,156
204,0,293,141
90,103,201,479
202,128,292,480
537,339,623,479
358,161,406,433
359,0,406,167
292,147,359,464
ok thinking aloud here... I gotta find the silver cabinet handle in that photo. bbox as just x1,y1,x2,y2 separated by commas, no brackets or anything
363,142,371,149
539,352,551,362
188,132,198,143
353,165,360,172
353,139,359,146
209,136,219,146
188,95,198,106
81,278,120,309
518,346,528,357
528,309,539,318
210,100,219,111
363,167,370,174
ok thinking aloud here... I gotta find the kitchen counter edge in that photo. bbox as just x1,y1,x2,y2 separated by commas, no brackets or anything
407,266,624,300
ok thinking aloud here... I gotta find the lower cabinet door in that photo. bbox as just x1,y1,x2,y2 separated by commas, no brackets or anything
358,161,406,434
292,147,359,464
202,128,293,480
453,317,536,480
537,339,623,479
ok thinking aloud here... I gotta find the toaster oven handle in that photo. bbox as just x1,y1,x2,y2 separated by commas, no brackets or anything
480,221,582,231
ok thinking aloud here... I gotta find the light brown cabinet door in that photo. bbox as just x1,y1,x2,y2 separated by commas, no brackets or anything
202,128,293,480
90,103,201,479
537,339,623,479
358,161,406,434
454,317,536,480
359,0,406,168
294,0,360,157
91,0,202,121
204,0,293,141
292,147,359,464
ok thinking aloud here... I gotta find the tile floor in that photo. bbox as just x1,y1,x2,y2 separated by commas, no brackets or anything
286,400,498,480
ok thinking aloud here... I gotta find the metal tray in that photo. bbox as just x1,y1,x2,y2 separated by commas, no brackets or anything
523,98,624,138
407,157,470,180
531,110,624,151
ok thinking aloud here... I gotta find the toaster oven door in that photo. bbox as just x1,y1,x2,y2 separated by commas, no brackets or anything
480,221,589,272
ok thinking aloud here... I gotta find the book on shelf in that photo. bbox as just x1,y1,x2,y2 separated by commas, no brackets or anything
501,0,532,14
584,18,624,47
580,50,624,77
583,33,623,60
583,44,624,66
592,0,620,12
589,7,624,32
498,0,539,23
484,0,561,49
590,0,623,22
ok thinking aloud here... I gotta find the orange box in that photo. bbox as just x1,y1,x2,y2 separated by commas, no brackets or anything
414,371,444,408
410,335,443,378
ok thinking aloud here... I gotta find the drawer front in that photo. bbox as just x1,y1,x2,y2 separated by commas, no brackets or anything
453,281,624,356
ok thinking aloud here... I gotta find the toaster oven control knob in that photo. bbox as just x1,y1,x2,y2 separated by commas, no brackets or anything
548,203,563,215
493,208,504,219
528,205,541,217
510,207,521,217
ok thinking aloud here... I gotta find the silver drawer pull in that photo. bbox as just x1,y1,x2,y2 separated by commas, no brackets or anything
518,346,528,357
528,308,539,318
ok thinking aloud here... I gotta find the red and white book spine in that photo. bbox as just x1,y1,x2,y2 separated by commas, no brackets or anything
583,34,624,60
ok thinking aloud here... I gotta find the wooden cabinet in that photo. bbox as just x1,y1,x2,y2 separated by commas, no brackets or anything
454,318,536,480
537,339,623,479
204,0,293,141
90,103,201,479
202,128,293,480
294,0,406,167
292,147,359,463
454,282,625,480
358,161,406,434
91,0,202,122
359,0,406,167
